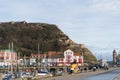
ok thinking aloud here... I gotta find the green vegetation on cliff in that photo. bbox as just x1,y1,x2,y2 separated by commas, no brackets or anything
0,21,97,62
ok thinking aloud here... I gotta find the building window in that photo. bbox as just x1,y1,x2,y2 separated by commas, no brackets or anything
59,58,63,61
0,57,4,59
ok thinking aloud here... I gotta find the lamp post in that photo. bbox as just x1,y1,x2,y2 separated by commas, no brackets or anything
79,44,84,66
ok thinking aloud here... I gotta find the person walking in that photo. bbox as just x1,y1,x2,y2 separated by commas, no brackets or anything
93,66,96,72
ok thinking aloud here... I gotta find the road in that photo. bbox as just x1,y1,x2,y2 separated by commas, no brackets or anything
44,68,120,80
6,68,119,80
80,69,120,80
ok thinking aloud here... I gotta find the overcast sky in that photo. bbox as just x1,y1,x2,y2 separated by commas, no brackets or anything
1,0,120,61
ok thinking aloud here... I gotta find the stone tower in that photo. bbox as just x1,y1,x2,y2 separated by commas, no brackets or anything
113,49,117,64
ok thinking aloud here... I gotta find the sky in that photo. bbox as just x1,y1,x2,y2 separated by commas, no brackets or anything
1,0,120,61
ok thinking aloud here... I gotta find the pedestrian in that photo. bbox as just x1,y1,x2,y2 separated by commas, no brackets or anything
93,66,96,72
84,67,87,72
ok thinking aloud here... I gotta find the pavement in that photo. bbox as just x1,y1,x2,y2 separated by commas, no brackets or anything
114,74,120,80
3,68,118,80
44,68,118,80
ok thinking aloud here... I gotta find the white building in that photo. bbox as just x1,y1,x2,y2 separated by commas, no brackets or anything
0,50,17,66
41,49,83,67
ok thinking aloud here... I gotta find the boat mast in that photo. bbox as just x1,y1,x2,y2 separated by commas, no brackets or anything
38,43,40,70
10,42,13,74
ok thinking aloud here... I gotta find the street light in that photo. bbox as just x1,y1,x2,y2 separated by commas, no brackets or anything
79,44,84,66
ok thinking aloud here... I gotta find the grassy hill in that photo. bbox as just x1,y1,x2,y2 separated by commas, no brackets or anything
0,21,97,62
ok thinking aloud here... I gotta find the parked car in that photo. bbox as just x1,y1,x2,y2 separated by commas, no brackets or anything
37,71,53,78
0,66,3,69
12,71,19,78
21,71,26,78
56,69,63,76
2,73,12,80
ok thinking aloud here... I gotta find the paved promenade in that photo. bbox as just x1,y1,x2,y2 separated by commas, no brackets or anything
2,68,118,80
44,68,118,80
114,74,120,80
